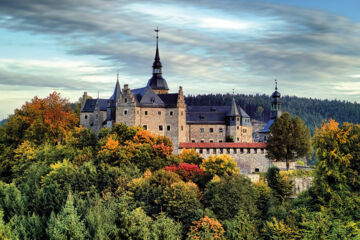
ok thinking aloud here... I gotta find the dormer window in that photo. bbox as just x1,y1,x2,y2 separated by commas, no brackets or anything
151,97,155,103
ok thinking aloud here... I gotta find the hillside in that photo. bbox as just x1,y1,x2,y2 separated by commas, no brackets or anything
0,119,8,126
185,94,360,134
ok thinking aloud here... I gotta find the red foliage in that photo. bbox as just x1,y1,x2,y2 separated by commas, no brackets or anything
152,142,173,156
164,163,204,182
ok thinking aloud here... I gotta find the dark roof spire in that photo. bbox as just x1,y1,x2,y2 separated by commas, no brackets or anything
228,92,240,116
147,27,169,90
275,79,278,91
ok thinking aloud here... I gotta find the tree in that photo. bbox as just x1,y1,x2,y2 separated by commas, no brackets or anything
47,192,88,240
150,213,182,240
186,216,225,240
223,210,259,240
266,112,311,170
178,149,204,166
200,154,238,177
1,92,78,146
203,174,258,220
164,163,204,182
265,166,293,202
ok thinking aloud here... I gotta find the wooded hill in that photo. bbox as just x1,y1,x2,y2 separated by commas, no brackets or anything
185,94,360,134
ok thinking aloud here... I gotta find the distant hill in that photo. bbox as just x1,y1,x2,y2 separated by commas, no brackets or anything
185,94,360,134
0,119,8,126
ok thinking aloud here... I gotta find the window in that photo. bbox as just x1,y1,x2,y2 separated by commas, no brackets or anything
237,126,240,130
145,111,148,115
158,111,161,115
143,125,147,130
220,148,223,154
124,98,127,103
200,128,204,133
170,111,173,116
167,125,171,131
219,128,223,133
96,114,98,119
207,148,210,154
181,126,184,131
243,129,247,133
124,110,128,115
213,149,216,154
219,140,223,143
159,125,163,131
247,148,251,154
181,111,183,116
254,149,258,154
85,115,88,119
209,128,214,133
200,139,204,143
255,168,260,173
233,148,237,154
237,117,240,121
199,149,203,154
191,139,195,143
209,139,213,143
237,137,239,141
240,148,244,154
227,148,230,154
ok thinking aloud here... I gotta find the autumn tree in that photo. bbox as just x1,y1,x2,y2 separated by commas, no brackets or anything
266,112,311,170
201,154,238,177
178,149,204,166
186,216,225,240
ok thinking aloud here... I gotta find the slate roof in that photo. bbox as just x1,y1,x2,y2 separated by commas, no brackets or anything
81,99,108,112
179,142,267,149
259,119,274,133
186,105,250,124
157,93,178,107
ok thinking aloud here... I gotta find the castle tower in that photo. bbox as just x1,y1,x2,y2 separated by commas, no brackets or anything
270,80,282,120
147,27,169,94
226,96,241,142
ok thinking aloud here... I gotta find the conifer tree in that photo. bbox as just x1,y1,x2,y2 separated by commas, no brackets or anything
47,192,87,240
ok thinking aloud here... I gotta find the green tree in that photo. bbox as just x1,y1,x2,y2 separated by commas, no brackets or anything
223,210,259,240
47,192,88,240
266,112,311,170
203,174,258,220
151,213,182,240
266,166,293,203
119,207,152,240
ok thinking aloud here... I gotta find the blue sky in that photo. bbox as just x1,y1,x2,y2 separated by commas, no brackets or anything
0,0,360,119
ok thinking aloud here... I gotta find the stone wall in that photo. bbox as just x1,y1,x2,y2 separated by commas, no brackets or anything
291,177,314,197
188,124,227,142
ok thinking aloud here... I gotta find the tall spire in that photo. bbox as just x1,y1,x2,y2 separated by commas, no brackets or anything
275,79,278,91
147,27,169,91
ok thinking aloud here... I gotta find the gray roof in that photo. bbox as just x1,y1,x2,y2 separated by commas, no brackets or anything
81,99,108,112
131,87,178,107
186,105,250,124
259,119,274,133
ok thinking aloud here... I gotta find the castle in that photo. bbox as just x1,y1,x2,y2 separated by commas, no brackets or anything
80,31,290,172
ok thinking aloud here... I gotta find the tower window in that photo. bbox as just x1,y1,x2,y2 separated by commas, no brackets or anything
209,128,214,133
200,128,204,133
170,111,173,116
167,125,171,131
85,115,88,119
143,125,147,130
181,126,184,131
158,111,161,115
124,98,127,103
237,126,240,130
237,117,240,121
145,111,148,115
124,110,128,115
159,125,163,131
219,128,223,133
237,137,240,141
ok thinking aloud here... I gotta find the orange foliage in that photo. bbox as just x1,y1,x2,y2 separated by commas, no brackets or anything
133,130,157,144
152,142,173,156
187,216,225,240
102,137,119,152
18,92,78,143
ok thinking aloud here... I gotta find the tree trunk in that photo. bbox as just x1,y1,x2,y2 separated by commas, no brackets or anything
286,159,289,171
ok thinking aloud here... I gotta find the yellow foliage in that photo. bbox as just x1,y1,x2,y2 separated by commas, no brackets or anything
201,154,238,176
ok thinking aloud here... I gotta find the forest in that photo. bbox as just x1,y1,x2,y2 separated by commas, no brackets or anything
0,92,360,239
186,94,360,134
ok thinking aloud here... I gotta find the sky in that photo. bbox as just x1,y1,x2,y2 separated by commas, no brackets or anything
0,0,360,119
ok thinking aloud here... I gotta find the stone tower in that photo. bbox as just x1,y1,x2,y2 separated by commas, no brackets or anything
226,97,241,142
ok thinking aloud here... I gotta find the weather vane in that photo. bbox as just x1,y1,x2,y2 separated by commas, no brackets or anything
154,27,159,39
275,79,278,91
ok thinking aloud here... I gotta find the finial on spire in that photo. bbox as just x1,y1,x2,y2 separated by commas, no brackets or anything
97,90,99,99
275,79,278,91
117,71,119,82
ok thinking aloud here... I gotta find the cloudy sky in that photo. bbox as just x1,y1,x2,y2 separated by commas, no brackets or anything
1,0,360,119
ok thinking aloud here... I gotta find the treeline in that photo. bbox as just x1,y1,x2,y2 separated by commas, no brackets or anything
0,92,360,239
186,94,360,134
